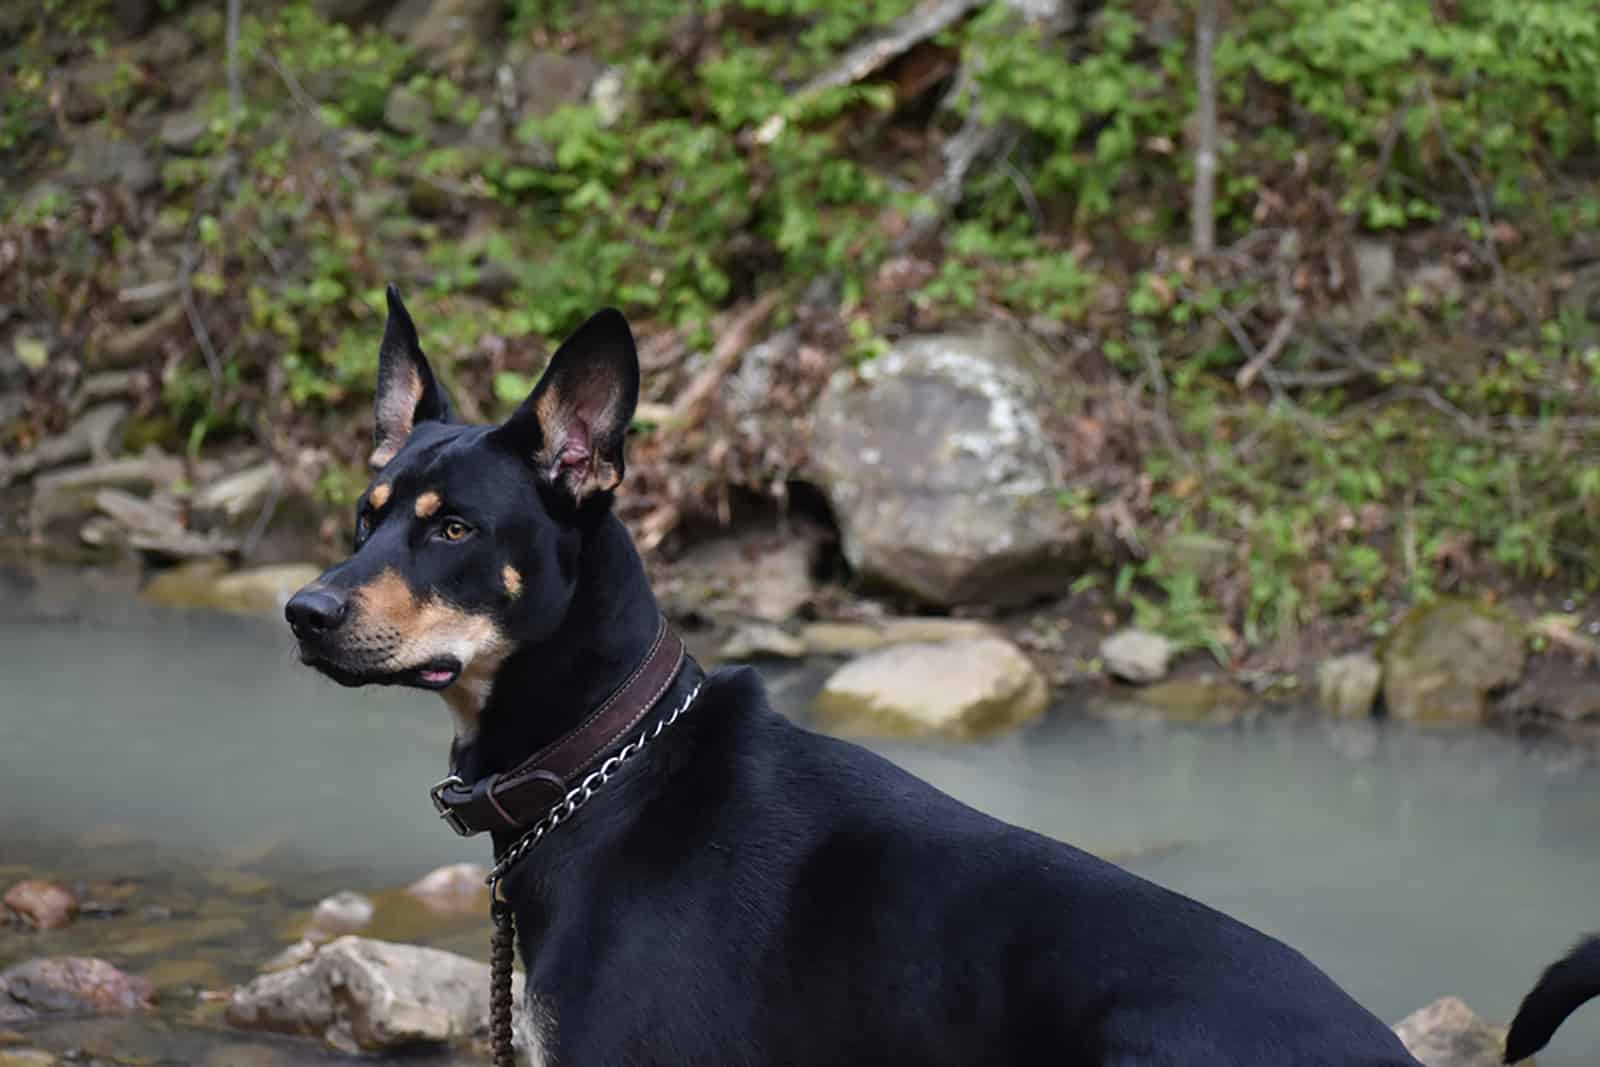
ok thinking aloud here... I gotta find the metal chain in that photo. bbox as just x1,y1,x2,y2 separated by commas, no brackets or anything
485,679,703,888
484,679,703,1066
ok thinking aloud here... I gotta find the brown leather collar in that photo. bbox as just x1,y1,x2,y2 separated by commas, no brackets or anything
430,618,687,836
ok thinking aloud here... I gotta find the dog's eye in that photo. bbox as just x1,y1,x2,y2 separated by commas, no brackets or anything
440,519,472,543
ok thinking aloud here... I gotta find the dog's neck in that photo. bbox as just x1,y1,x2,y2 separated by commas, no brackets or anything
447,512,662,785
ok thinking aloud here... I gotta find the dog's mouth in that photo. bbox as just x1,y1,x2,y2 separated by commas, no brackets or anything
297,649,462,691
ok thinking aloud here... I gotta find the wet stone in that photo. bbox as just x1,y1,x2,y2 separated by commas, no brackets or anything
2,881,79,930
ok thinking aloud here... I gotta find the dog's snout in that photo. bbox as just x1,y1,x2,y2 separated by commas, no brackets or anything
285,586,350,636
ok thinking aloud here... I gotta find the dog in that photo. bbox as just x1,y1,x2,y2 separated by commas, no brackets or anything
1504,934,1599,1063
286,287,1428,1065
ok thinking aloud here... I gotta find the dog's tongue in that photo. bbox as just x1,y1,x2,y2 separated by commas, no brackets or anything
421,668,455,685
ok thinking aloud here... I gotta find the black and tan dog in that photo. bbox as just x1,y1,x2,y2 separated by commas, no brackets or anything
286,287,1434,1065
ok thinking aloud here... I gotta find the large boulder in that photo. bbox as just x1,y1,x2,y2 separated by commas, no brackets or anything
813,637,1048,740
1391,996,1516,1067
1317,652,1382,720
810,327,1085,607
0,958,155,1022
227,936,516,1054
1382,599,1526,727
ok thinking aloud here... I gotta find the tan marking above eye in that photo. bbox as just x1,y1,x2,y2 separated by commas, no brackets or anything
502,564,523,600
368,483,391,510
414,491,441,519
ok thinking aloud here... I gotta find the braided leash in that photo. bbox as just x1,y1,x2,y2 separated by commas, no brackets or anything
483,680,703,1066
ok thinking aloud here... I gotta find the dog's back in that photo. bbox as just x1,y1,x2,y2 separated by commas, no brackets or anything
1504,935,1600,1062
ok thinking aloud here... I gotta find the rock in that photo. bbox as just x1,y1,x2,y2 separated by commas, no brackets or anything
0,958,155,1022
513,50,603,121
262,939,318,974
590,67,629,127
385,0,500,70
799,617,996,655
142,561,322,619
226,936,516,1054
306,891,376,939
720,623,807,661
1317,653,1382,719
811,327,1086,606
138,23,197,66
159,109,211,153
1092,677,1258,726
64,130,157,195
404,864,489,914
2,882,78,930
382,85,434,135
667,534,817,623
813,637,1048,740
2,406,132,490
1382,599,1526,727
0,1049,57,1067
1100,629,1173,683
191,462,282,523
1391,996,1512,1067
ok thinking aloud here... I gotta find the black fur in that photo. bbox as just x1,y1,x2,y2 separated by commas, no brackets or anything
288,298,1434,1066
1504,935,1600,1062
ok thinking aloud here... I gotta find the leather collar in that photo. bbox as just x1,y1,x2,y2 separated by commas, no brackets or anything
430,617,689,836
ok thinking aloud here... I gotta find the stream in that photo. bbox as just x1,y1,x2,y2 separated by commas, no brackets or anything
1,563,1597,1064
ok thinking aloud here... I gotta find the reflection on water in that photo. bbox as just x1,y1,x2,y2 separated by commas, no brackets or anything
2,564,1597,1063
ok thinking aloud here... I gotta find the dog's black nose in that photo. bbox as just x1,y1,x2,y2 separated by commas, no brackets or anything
285,587,349,635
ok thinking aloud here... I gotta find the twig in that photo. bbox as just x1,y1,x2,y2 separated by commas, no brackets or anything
999,156,1044,234
227,0,243,130
1234,304,1301,389
667,290,785,427
1190,0,1219,257
756,0,985,143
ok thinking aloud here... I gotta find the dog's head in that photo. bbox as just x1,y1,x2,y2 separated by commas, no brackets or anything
285,286,639,730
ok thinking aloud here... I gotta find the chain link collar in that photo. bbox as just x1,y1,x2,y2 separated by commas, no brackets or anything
484,678,703,890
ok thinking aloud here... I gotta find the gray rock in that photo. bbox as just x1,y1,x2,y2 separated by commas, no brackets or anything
1091,677,1259,726
1354,239,1396,318
226,935,518,1054
2,882,78,930
1100,629,1173,683
142,561,321,618
385,0,500,70
1391,996,1513,1067
811,327,1086,606
814,637,1048,740
383,85,434,135
799,617,996,655
306,892,376,939
0,1047,58,1067
405,863,490,915
2,405,131,489
65,130,157,194
719,622,807,661
28,450,180,526
1317,653,1382,719
0,957,154,1022
513,50,603,121
1382,599,1526,727
159,109,211,153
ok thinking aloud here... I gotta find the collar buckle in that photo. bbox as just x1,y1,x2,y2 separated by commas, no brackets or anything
430,774,474,837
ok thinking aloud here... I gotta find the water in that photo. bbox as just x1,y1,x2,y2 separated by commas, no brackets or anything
2,563,1597,1064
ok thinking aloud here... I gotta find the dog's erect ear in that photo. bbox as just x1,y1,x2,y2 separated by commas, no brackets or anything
493,308,640,506
370,284,452,469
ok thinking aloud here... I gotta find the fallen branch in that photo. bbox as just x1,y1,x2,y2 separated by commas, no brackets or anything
1190,0,1219,257
666,290,786,428
756,0,985,143
1234,304,1300,389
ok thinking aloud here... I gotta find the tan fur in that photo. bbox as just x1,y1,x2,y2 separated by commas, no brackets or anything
370,365,423,469
368,482,391,510
352,569,510,739
502,564,523,600
414,491,441,519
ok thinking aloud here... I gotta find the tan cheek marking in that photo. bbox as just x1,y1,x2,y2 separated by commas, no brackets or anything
414,491,441,519
368,483,391,510
502,564,523,600
353,568,420,635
